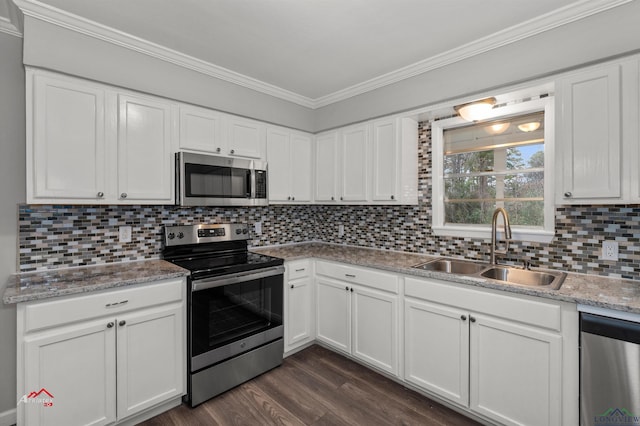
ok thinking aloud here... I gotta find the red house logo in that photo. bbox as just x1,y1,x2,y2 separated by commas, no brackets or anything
18,388,54,407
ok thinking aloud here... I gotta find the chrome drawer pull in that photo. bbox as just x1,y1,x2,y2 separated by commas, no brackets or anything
105,300,129,308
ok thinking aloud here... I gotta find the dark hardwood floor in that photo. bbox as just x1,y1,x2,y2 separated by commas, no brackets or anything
140,345,481,426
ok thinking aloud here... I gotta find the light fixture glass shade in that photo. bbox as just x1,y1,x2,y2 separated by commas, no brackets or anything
518,122,541,132
485,122,510,135
454,97,496,122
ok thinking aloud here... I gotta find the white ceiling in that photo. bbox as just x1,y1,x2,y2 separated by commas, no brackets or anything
2,0,623,105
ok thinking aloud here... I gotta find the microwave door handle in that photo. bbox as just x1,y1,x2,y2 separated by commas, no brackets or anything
249,169,256,198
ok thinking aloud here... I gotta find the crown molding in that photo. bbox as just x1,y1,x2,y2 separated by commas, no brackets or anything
313,0,633,108
0,16,21,37
13,0,632,109
13,0,317,108
0,0,23,37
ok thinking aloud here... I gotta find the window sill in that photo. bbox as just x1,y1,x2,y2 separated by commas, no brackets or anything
431,225,554,243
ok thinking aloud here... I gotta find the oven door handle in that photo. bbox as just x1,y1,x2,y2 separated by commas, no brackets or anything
191,266,285,292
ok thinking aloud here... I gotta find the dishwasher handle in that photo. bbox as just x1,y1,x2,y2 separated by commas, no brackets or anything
581,313,640,345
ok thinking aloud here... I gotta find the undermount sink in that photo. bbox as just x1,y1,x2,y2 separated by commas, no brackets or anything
412,258,566,290
413,259,487,275
480,266,566,290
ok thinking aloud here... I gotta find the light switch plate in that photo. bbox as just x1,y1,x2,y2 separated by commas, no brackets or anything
119,226,132,243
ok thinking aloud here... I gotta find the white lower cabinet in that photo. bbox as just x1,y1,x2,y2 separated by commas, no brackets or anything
17,278,186,426
404,276,577,426
284,260,315,352
315,261,399,376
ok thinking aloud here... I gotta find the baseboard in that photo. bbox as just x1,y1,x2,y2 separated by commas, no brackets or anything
0,407,16,426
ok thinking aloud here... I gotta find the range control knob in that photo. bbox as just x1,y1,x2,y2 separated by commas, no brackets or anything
242,228,248,234
177,232,184,239
236,228,242,235
167,232,175,240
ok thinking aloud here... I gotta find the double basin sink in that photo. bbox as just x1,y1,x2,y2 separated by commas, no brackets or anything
413,258,566,290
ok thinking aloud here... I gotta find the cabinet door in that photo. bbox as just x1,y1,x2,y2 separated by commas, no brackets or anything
352,285,398,375
371,118,397,202
469,314,562,426
315,131,339,202
30,73,107,202
179,105,224,154
290,133,313,202
286,276,314,351
117,94,174,203
22,319,116,426
227,116,265,159
316,277,350,353
404,298,470,406
558,65,622,202
116,303,185,419
341,124,369,201
266,128,291,202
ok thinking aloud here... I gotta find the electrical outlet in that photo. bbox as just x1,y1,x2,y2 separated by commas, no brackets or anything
119,226,132,243
254,221,262,236
602,240,618,261
338,224,344,237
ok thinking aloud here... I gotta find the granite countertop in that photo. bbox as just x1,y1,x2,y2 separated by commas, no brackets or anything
3,259,189,304
252,242,640,315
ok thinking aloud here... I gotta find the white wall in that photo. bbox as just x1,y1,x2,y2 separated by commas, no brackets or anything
314,0,640,131
0,31,25,424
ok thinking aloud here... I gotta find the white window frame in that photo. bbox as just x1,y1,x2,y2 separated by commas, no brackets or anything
431,97,555,243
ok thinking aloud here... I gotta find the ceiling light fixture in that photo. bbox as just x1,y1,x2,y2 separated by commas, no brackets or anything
485,122,510,135
454,97,497,122
518,122,541,132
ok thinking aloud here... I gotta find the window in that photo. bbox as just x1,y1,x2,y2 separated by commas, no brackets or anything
431,97,555,242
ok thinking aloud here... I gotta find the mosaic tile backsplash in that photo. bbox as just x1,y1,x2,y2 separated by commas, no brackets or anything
17,122,640,280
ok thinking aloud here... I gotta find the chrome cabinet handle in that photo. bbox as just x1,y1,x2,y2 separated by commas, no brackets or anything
345,274,356,278
469,316,476,323
107,322,114,328
331,196,335,201
345,286,349,291
564,192,572,198
287,196,291,200
291,196,295,201
290,284,294,289
391,195,395,200
105,300,128,308
120,193,127,199
340,196,344,201
97,192,104,198
119,320,126,326
216,147,221,153
230,149,235,154
461,315,467,321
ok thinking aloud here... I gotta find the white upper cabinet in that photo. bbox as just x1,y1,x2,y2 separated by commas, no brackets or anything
556,64,622,203
117,94,173,203
266,126,313,203
27,69,174,205
315,131,340,202
371,117,418,204
178,105,224,154
314,118,418,205
341,123,369,202
226,116,266,159
28,70,108,202
556,57,640,204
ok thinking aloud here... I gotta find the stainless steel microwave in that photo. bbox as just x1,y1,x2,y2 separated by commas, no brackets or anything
176,152,268,206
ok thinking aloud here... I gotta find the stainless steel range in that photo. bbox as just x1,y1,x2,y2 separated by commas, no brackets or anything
162,223,284,407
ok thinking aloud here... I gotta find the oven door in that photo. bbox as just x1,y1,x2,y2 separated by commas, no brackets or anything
189,266,284,372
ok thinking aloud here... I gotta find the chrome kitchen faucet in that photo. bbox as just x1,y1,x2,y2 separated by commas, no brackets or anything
490,207,512,265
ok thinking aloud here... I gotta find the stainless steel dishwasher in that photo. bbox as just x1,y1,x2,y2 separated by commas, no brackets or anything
580,308,640,426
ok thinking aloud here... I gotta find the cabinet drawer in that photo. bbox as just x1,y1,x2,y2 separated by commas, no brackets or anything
405,277,561,331
287,260,311,280
22,278,185,333
316,261,398,294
